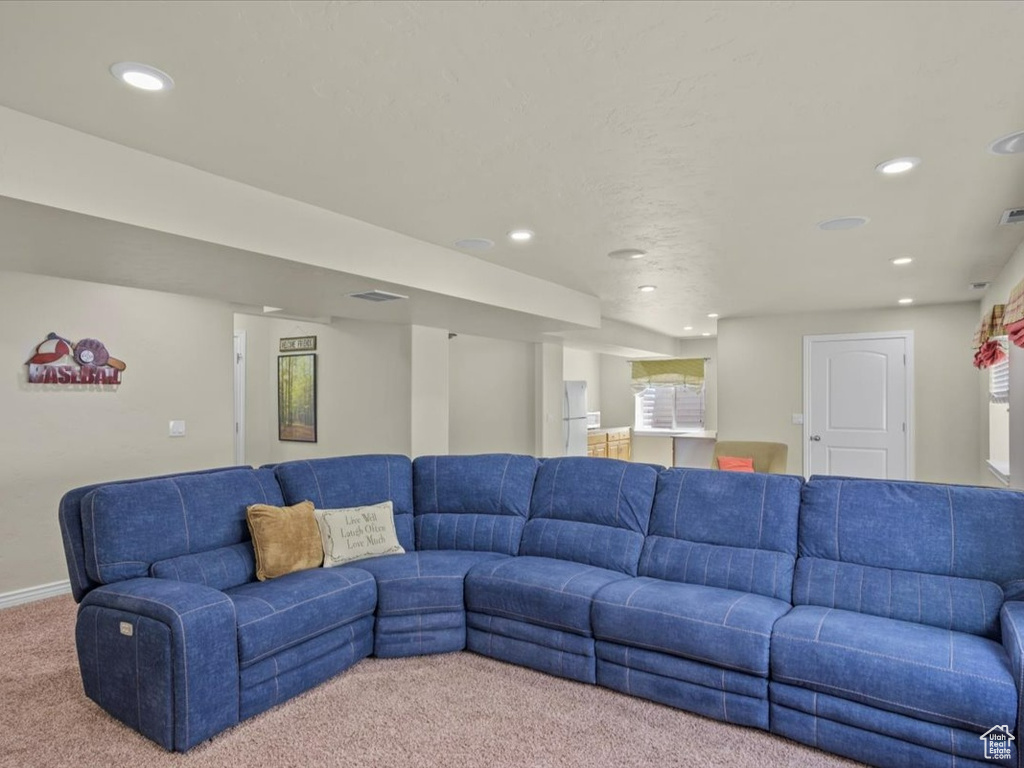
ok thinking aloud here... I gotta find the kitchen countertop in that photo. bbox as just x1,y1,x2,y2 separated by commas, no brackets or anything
632,429,717,439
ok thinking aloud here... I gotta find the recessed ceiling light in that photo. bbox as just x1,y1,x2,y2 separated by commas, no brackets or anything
818,216,869,231
608,248,646,260
454,238,494,251
508,229,534,242
701,332,711,337
898,298,914,305
683,326,693,331
638,285,656,293
990,130,1024,155
876,157,921,175
707,313,719,318
110,61,174,91
891,257,913,266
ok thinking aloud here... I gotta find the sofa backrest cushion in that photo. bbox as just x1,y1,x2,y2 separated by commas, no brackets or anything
796,476,1024,638
82,468,283,586
274,455,414,551
413,454,538,554
59,465,245,602
150,542,256,591
519,457,657,575
639,468,802,601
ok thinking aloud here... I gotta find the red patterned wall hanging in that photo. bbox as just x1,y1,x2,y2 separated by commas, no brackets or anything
25,332,126,384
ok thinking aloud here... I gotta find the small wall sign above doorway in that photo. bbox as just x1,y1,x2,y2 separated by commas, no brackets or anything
25,332,127,385
280,336,316,353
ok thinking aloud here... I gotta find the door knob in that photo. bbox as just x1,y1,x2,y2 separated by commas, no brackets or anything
809,435,821,441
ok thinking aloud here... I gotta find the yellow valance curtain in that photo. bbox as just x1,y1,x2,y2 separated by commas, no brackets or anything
631,358,705,389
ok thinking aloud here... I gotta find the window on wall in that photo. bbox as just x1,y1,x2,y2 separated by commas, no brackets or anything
988,339,1010,484
631,358,706,431
635,382,706,430
991,353,1010,404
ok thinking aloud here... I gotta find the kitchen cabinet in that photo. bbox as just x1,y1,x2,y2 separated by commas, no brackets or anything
586,427,631,461
607,428,631,461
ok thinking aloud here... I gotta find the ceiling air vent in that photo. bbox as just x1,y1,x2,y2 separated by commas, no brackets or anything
970,282,991,291
348,290,408,303
999,208,1024,225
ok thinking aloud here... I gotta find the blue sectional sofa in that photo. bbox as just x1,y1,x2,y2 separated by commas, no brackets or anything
58,454,1024,767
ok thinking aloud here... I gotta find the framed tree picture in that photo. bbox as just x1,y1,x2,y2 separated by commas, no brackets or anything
278,354,317,442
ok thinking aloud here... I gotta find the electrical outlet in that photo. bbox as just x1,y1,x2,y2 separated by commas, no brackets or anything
169,420,186,437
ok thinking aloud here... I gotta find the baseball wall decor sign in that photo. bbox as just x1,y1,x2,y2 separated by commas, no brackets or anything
26,332,127,385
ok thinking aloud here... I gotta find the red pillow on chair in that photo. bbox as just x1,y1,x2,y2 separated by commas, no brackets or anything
717,456,755,472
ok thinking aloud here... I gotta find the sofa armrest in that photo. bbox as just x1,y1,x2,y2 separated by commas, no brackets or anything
1001,602,1024,767
79,578,239,751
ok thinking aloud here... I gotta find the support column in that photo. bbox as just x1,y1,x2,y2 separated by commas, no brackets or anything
410,325,449,458
534,342,564,458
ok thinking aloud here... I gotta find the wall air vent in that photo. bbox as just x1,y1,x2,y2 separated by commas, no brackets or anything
348,290,409,302
999,208,1024,225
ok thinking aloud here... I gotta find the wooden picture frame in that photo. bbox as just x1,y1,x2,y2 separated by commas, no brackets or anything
278,353,317,442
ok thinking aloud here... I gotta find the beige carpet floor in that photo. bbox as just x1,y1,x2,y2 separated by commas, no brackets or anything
0,595,862,768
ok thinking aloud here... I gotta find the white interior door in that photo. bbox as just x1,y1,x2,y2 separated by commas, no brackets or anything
233,331,246,466
804,332,913,479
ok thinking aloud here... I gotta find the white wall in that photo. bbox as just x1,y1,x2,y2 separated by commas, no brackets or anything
534,342,564,457
410,325,449,457
598,354,634,429
717,302,980,483
982,237,1024,488
990,401,1010,467
562,347,601,412
448,333,535,455
0,272,235,593
234,314,411,466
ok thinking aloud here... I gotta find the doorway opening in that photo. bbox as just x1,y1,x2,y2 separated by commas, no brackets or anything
233,330,246,466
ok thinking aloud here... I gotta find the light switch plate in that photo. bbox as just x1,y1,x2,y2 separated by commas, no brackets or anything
791,413,804,425
169,420,186,437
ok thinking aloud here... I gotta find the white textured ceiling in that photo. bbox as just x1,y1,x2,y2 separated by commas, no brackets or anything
0,1,1023,338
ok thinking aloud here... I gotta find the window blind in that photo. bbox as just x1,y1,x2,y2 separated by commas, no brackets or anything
991,349,1010,404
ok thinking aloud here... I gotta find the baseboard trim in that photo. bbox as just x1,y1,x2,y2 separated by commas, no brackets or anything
0,580,72,610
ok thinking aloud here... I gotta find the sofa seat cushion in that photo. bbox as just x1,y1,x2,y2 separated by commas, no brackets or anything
226,567,376,666
348,550,507,616
592,577,790,677
771,605,1017,733
465,555,630,636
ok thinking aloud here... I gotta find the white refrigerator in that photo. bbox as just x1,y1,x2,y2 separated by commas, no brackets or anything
563,380,588,456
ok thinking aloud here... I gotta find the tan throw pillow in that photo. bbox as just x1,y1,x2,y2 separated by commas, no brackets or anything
314,501,405,567
246,500,324,581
